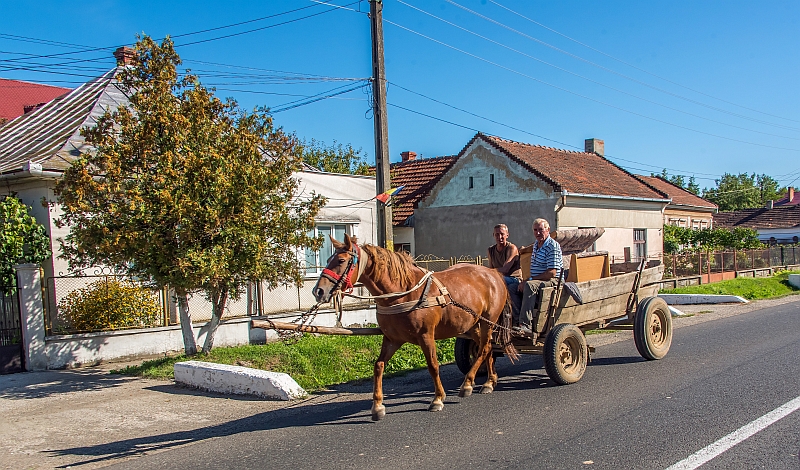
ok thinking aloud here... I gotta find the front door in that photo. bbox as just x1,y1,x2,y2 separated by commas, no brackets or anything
0,287,24,374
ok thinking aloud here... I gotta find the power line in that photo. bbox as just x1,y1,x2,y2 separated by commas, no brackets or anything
270,81,368,113
383,18,800,153
396,0,800,141
444,0,800,133
488,0,800,125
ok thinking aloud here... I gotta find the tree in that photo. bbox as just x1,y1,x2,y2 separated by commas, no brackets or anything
663,224,762,254
703,173,785,211
686,176,700,195
297,138,371,175
54,36,325,354
0,196,51,288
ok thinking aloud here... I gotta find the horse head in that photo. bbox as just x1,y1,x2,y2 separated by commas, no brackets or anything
312,233,363,303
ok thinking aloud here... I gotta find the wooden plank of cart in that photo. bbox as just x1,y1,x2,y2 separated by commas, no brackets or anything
454,228,671,385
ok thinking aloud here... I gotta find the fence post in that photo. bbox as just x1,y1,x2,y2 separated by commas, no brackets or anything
15,264,47,371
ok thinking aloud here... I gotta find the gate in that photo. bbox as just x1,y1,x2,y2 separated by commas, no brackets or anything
0,285,23,374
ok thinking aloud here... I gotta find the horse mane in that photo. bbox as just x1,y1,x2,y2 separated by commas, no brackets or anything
361,244,417,289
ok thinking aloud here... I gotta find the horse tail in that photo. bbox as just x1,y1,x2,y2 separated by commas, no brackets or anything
498,293,520,363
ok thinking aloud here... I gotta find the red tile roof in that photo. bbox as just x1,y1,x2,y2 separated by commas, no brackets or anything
637,175,717,209
775,187,799,206
478,134,667,200
0,78,71,121
389,155,459,226
713,205,800,229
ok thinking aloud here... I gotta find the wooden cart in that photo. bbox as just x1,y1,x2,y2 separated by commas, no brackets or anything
454,261,671,385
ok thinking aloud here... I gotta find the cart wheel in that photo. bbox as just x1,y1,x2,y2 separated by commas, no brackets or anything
633,296,672,360
454,338,487,376
543,323,587,385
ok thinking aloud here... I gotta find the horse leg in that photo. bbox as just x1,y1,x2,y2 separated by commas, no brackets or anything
419,334,446,412
372,336,402,421
460,325,493,397
481,339,498,394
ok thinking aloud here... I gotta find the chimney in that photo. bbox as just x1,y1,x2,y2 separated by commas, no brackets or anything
113,46,135,66
585,138,604,156
766,200,774,209
401,151,417,162
789,186,795,203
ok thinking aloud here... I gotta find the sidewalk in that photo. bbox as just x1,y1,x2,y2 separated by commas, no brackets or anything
1,295,798,469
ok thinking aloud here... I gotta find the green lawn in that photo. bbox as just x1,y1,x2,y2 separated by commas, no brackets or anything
113,334,455,392
660,270,800,300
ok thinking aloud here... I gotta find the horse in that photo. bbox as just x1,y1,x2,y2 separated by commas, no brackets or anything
313,234,518,421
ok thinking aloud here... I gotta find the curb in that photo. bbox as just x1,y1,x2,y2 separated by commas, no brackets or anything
174,361,307,400
658,293,749,305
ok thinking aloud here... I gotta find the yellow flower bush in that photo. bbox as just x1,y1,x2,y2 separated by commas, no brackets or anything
58,278,162,331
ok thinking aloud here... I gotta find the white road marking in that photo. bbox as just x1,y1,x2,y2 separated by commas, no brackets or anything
665,395,800,470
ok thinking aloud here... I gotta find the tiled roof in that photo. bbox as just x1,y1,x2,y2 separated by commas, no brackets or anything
0,68,126,174
637,175,717,209
713,206,800,229
476,134,668,200
0,78,71,121
775,188,799,206
389,155,459,226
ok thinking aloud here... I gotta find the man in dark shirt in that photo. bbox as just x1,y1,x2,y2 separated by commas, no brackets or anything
487,224,523,314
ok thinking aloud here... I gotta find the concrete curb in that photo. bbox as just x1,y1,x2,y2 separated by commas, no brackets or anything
789,274,800,289
659,294,749,305
174,361,307,400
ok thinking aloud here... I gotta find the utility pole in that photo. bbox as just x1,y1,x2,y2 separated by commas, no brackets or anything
370,0,393,250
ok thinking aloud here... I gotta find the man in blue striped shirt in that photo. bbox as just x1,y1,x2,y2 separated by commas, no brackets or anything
515,218,563,335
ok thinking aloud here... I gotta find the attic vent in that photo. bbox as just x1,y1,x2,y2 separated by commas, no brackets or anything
489,174,495,187
468,176,474,189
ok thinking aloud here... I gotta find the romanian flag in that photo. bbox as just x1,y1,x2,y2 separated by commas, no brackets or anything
376,186,404,205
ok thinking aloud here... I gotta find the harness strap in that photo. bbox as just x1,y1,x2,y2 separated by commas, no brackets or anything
376,275,452,315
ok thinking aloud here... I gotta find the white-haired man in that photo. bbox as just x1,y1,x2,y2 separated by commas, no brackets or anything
515,218,562,335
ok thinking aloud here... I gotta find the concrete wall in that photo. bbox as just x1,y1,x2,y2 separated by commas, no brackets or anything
42,307,378,369
393,226,415,255
756,227,800,244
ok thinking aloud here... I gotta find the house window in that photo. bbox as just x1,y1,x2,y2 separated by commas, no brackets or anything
305,224,348,275
489,174,495,187
633,228,647,261
395,243,411,254
468,176,474,189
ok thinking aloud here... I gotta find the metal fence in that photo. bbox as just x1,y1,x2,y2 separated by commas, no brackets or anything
662,247,800,279
0,284,21,347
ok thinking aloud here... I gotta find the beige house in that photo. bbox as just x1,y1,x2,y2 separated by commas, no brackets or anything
637,175,717,229
412,134,670,263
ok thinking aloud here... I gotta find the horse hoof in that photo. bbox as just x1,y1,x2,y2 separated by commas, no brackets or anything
371,404,385,421
480,384,494,394
459,386,473,398
428,401,444,412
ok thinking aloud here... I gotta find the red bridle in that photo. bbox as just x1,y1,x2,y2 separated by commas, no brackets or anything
320,243,361,294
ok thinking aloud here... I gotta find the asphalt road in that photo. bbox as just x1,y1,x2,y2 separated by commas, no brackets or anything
102,300,800,470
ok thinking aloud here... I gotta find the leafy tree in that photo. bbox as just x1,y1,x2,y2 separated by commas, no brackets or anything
54,36,325,354
653,169,700,195
0,196,51,288
686,176,700,196
297,138,370,175
703,173,785,211
663,225,762,254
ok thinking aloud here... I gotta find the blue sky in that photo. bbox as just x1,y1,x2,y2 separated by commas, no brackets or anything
2,1,799,190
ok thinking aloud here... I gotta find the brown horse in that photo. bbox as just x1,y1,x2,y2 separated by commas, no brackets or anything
313,234,517,421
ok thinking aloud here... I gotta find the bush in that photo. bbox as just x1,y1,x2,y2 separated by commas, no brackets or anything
59,278,163,331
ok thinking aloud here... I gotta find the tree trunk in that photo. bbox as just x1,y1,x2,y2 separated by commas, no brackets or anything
201,288,228,353
176,288,197,356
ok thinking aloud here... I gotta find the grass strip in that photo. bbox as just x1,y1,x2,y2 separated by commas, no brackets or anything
113,334,455,392
660,270,800,300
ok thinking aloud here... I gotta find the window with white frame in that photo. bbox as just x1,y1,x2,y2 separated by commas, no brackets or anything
305,224,348,275
633,228,647,260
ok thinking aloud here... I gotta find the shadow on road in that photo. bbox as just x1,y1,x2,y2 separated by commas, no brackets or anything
43,358,553,467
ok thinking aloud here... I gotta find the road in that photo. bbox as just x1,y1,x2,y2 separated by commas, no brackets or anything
102,300,800,470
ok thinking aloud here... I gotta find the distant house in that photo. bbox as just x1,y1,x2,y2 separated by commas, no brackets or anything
713,205,800,245
0,78,71,121
774,186,798,207
412,134,671,262
637,175,717,229
388,151,459,255
0,48,376,282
